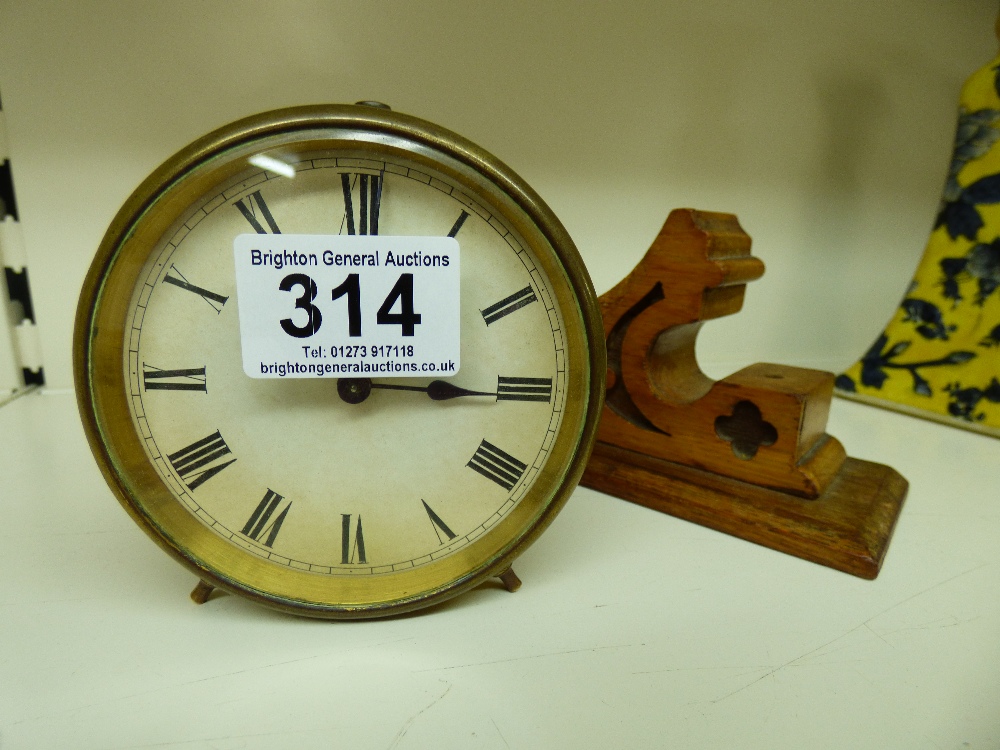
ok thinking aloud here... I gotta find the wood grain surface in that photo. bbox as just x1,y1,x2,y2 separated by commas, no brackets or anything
582,208,908,577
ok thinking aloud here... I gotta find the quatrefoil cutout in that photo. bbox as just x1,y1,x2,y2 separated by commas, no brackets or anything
714,400,777,460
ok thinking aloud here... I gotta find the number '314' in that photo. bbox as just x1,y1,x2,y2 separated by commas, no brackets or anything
279,272,422,339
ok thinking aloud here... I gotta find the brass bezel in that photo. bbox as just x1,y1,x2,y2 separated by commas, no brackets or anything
73,105,605,618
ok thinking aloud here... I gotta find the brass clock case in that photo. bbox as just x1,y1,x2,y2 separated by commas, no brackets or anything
74,104,605,618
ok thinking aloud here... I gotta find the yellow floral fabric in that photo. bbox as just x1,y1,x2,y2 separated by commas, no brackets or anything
837,53,1000,437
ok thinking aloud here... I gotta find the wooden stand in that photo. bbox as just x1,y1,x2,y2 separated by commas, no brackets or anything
580,209,908,579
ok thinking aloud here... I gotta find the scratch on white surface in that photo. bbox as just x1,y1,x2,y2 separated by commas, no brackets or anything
416,643,633,672
863,622,894,648
11,653,326,726
850,665,876,686
632,665,772,676
709,655,813,705
0,596,107,608
17,529,122,540
862,563,992,628
344,635,416,653
709,562,992,704
881,614,971,635
491,718,511,749
386,681,452,749
106,730,305,748
0,384,38,408
173,655,327,689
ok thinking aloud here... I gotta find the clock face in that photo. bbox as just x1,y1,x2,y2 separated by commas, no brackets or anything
126,150,568,574
76,107,602,617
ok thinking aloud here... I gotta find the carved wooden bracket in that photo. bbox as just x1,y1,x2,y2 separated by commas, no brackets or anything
582,208,908,578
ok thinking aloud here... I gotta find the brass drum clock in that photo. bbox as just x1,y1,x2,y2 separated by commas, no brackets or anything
73,103,605,618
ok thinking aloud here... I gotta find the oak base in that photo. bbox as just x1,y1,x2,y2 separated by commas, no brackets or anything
581,441,908,579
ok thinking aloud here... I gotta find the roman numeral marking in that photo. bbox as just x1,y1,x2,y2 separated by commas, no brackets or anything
167,430,236,490
422,500,456,544
480,285,538,325
142,364,207,392
447,209,470,237
162,265,229,313
467,440,527,492
340,172,382,235
497,376,552,403
234,190,281,233
240,489,290,547
341,514,367,564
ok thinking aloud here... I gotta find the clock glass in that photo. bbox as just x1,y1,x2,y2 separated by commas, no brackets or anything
76,106,603,617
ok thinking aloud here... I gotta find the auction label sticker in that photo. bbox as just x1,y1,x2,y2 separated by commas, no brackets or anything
234,234,460,378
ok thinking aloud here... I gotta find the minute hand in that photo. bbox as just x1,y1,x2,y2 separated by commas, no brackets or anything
369,380,495,401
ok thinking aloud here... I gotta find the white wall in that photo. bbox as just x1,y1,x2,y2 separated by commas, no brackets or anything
0,0,995,389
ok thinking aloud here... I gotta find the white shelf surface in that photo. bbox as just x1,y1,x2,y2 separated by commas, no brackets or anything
1,391,997,749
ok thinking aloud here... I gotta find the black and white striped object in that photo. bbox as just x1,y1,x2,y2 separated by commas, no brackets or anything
0,88,44,394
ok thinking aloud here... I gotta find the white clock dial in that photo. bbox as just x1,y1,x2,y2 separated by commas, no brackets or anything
126,151,567,573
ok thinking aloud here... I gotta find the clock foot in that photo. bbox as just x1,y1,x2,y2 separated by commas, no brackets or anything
190,579,216,604
497,566,521,592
